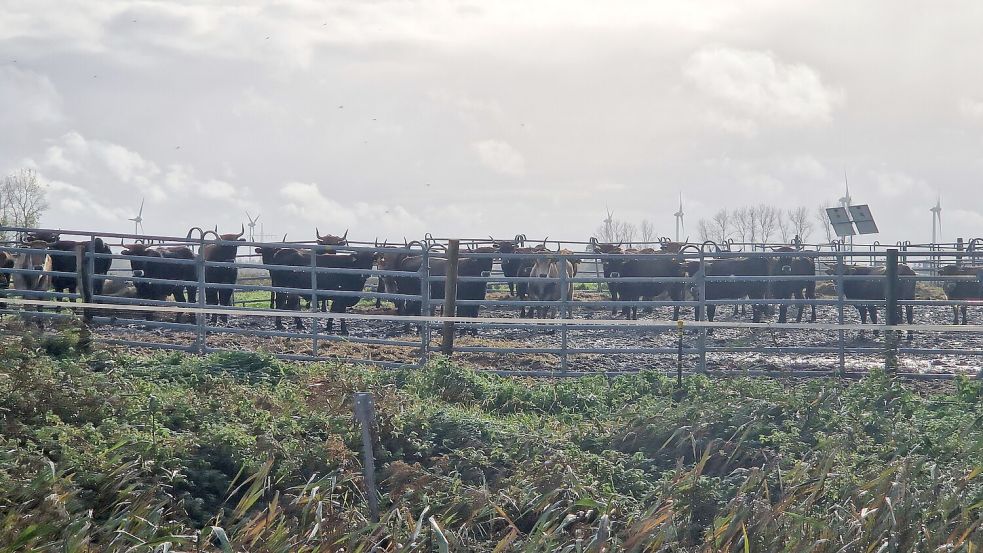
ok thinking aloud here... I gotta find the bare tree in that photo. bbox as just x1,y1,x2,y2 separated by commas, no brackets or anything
698,208,731,244
733,206,757,243
777,211,792,243
816,202,834,243
593,210,639,244
1,169,48,240
755,204,780,243
788,206,813,242
639,219,656,244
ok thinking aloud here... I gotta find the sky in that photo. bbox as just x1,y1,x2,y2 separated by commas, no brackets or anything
2,0,983,246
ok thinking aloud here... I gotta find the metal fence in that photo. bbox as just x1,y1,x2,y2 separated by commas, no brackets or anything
2,225,982,380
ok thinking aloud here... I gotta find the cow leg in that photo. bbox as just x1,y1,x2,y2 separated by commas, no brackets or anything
778,302,788,324
221,289,234,324
906,305,914,342
206,287,217,325
508,282,515,296
952,305,960,325
752,303,762,323
961,305,968,325
794,289,806,323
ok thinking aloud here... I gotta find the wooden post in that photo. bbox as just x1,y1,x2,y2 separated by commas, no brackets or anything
353,393,379,523
441,240,460,355
884,249,899,372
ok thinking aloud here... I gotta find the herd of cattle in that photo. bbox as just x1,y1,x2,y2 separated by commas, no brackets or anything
2,229,983,336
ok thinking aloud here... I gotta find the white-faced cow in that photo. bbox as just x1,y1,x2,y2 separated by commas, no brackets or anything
526,255,575,319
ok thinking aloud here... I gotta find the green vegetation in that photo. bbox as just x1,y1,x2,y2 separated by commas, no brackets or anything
0,320,980,551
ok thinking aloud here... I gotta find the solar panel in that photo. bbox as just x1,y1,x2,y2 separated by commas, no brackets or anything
848,204,879,235
825,207,856,237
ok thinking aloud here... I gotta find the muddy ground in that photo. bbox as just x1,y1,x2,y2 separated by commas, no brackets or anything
78,287,983,378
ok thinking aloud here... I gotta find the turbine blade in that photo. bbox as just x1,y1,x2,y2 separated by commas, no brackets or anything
138,198,145,217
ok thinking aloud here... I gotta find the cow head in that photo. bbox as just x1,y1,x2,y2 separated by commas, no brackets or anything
316,228,349,247
593,242,623,254
24,230,60,244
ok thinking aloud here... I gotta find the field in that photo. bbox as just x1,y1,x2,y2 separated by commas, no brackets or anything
1,317,981,551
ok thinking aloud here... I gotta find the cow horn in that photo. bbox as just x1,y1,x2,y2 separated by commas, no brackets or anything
316,227,324,241
234,224,245,239
282,233,288,242
374,237,379,247
342,229,348,241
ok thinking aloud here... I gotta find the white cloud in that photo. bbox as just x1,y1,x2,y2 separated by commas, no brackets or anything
782,155,827,180
472,139,526,177
279,181,427,238
959,98,983,120
869,169,932,200
684,46,843,133
0,66,63,124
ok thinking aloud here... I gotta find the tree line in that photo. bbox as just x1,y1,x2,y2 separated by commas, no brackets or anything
697,205,830,245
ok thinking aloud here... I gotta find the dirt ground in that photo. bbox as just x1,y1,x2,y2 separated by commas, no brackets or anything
75,285,983,378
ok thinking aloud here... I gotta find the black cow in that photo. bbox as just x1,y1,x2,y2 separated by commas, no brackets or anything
120,243,197,322
389,250,494,334
604,251,686,320
686,257,771,323
189,226,246,324
266,247,374,331
22,232,114,300
493,234,529,297
769,247,817,323
454,247,495,335
938,265,983,325
325,249,377,334
0,251,13,309
592,242,630,316
825,263,916,340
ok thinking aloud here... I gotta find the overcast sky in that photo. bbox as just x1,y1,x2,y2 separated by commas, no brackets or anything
3,1,983,245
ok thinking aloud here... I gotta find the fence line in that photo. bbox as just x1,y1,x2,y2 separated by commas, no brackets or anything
3,225,983,380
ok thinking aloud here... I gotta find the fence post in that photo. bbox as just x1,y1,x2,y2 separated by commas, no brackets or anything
696,252,707,373
310,245,319,357
884,248,899,372
836,253,845,376
956,237,964,267
195,237,206,354
420,247,431,365
441,240,460,355
559,251,569,374
353,393,379,523
86,236,96,305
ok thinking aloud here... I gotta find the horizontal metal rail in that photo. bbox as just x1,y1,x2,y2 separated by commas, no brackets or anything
4,225,983,381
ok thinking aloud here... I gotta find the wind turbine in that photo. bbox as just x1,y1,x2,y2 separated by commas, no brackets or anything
838,171,853,249
246,211,260,241
838,171,852,210
930,195,942,244
673,193,685,242
603,206,614,241
128,198,145,235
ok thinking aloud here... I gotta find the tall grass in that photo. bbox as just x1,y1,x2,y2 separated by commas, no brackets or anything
0,320,980,551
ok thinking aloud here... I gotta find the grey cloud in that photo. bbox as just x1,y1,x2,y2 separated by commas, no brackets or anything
1,1,982,245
